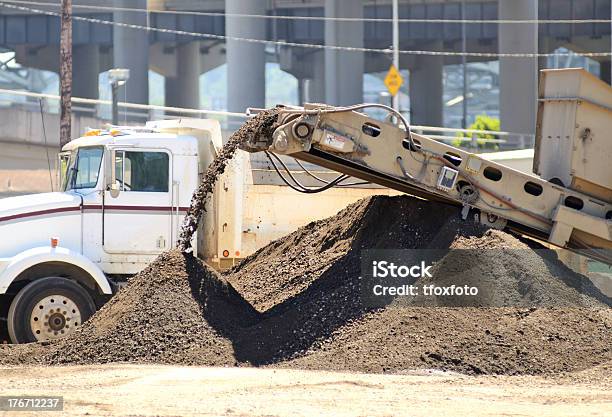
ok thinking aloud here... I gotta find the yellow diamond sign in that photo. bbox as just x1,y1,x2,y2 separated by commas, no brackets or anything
384,65,403,96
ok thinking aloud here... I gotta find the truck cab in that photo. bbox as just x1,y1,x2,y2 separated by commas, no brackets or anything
0,119,221,343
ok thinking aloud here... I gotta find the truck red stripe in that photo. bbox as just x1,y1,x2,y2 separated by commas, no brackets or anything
0,205,190,223
0,206,81,223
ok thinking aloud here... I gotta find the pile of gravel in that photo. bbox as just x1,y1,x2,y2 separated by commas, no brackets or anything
226,195,611,374
43,251,258,365
2,195,609,376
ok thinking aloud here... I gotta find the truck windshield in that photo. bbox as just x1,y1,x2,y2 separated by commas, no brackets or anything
63,147,104,191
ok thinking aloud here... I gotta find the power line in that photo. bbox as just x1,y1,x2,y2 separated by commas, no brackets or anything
0,1,610,58
3,0,612,24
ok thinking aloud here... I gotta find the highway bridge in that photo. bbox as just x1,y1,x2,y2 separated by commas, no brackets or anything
0,0,609,135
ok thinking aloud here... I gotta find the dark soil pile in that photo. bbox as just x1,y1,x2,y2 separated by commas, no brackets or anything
43,251,259,365
405,230,610,308
284,306,611,375
224,195,483,312
0,343,46,366
1,195,610,375
225,195,611,374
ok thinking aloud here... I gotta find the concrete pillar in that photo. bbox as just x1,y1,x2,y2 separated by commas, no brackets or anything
409,53,444,126
325,0,364,106
113,0,149,105
297,79,305,105
226,0,266,113
498,0,538,134
307,51,326,103
600,61,611,85
72,45,100,115
72,45,100,100
165,42,201,109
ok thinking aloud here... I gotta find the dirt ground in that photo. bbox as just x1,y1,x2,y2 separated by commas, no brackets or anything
0,364,610,417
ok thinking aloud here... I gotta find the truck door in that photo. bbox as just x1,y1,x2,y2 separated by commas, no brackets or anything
103,149,173,254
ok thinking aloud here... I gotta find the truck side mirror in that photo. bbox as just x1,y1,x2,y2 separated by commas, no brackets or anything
109,182,120,198
106,149,120,198
58,152,70,190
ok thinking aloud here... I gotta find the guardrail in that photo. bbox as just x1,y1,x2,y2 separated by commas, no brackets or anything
0,88,534,150
411,125,535,151
0,88,248,130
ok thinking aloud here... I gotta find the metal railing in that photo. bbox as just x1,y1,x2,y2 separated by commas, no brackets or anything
411,125,535,151
0,88,534,150
0,88,248,130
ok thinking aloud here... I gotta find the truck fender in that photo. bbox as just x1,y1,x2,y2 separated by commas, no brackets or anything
0,246,112,295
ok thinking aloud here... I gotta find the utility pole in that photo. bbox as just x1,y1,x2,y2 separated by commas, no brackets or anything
461,0,468,129
59,0,72,148
392,0,400,111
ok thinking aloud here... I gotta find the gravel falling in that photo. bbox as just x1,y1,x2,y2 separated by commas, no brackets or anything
177,109,279,252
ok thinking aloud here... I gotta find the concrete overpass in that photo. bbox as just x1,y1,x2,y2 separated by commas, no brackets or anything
0,0,610,134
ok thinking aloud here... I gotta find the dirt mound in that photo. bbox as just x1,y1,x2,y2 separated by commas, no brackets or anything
44,251,259,365
227,196,608,311
284,307,612,375
1,195,610,375
0,343,46,366
224,195,611,373
225,195,482,312
405,230,610,308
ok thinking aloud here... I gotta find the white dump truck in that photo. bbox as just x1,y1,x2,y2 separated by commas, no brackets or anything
0,119,217,343
0,118,390,343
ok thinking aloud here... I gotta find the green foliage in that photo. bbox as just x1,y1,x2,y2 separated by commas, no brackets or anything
453,115,501,150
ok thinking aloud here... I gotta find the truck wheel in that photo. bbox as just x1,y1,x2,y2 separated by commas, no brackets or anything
7,277,96,344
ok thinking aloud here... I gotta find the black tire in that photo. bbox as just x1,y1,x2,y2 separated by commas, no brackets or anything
8,277,96,344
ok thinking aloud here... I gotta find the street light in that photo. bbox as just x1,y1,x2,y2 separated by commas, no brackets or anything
108,68,130,125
